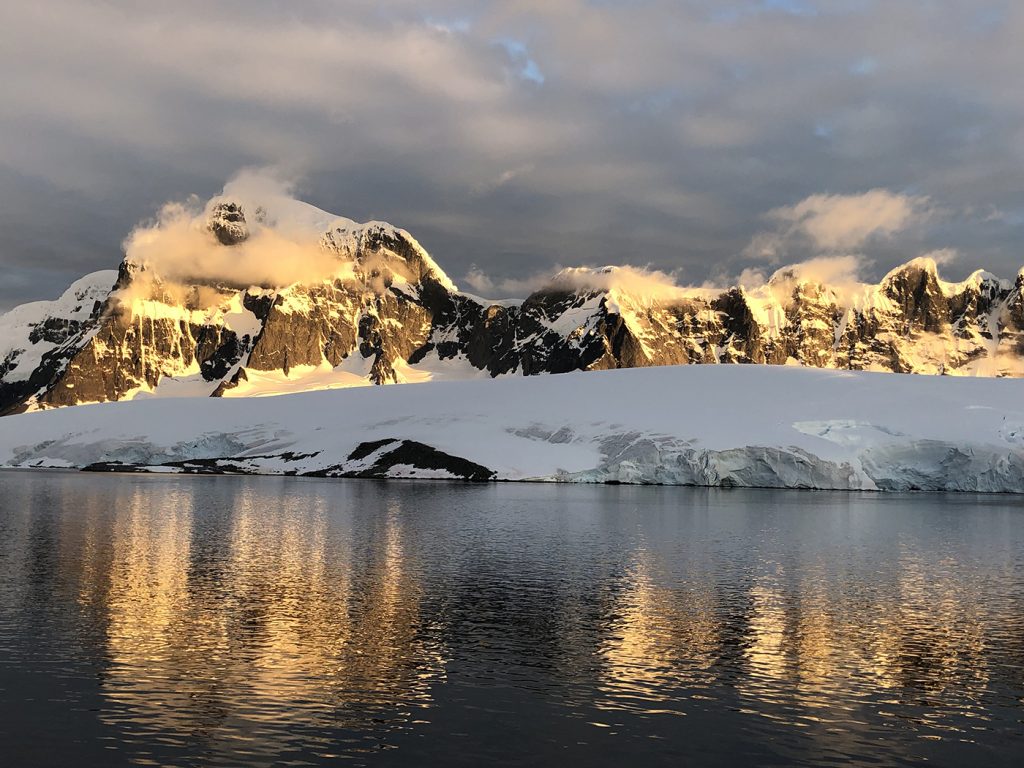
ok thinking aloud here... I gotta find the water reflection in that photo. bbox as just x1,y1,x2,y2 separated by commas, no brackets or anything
4,477,448,764
0,474,1022,767
598,548,721,711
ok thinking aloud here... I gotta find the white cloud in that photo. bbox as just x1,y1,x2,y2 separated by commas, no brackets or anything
121,169,355,288
744,189,933,261
546,266,689,302
471,163,535,195
768,254,866,286
762,254,870,307
734,267,768,290
778,190,931,250
463,266,556,297
2,0,1024,309
465,264,689,301
919,247,959,266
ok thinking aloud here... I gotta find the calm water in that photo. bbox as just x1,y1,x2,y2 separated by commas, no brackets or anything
0,472,1022,767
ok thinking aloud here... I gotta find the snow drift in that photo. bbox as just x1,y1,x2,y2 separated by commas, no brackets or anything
2,364,1023,493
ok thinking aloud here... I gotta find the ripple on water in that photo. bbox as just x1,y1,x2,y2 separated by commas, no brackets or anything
0,474,1022,767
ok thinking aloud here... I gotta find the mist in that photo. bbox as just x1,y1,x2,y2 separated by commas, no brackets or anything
121,170,356,289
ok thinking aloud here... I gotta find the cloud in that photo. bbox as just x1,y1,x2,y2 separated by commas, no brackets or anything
466,249,981,316
761,254,871,307
744,190,933,261
463,266,556,297
545,266,692,303
470,163,535,195
768,254,866,286
465,263,697,303
918,248,959,267
734,267,769,290
121,169,355,288
2,1,1024,310
775,190,932,250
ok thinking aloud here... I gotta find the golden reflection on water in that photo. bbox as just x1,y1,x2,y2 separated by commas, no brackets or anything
3,477,1021,766
79,482,445,758
592,513,1014,742
598,547,720,710
741,549,992,705
864,550,991,712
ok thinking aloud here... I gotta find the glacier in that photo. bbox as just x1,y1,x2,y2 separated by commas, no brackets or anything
2,364,1023,493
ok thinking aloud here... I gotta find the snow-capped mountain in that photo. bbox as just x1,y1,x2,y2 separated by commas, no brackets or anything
3,191,1024,416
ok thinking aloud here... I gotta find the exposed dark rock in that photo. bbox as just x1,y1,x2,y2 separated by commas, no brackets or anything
210,366,247,397
81,461,150,473
882,261,950,334
242,292,275,320
208,202,249,246
247,283,361,373
1,285,111,414
312,439,495,481
347,438,400,462
712,289,769,364
196,327,241,381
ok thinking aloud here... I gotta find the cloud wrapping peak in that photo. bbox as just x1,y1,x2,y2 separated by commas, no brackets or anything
465,264,699,303
122,169,356,288
768,254,865,287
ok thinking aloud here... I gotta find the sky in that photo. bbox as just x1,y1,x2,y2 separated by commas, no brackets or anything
1,0,1023,309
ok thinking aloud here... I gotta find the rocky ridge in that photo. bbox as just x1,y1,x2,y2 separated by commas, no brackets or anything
3,197,1024,416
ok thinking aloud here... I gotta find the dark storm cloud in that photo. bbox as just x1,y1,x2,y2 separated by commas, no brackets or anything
1,0,1023,308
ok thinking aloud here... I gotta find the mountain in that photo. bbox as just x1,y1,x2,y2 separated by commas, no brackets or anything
3,191,1024,416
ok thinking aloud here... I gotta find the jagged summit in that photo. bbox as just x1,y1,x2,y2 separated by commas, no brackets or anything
208,201,251,246
4,184,1024,415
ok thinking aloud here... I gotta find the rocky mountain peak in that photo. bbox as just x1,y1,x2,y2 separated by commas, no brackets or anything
6,189,1024,415
320,222,453,293
207,201,250,246
880,257,949,333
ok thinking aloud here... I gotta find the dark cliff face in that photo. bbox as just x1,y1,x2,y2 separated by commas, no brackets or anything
4,201,1024,415
784,282,841,368
711,289,769,364
37,291,252,409
247,283,359,374
882,262,950,334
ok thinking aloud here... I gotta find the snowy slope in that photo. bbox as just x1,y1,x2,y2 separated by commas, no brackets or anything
0,271,116,383
2,364,1023,492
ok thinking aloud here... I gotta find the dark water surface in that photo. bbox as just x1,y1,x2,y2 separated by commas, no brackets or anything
1,471,1022,767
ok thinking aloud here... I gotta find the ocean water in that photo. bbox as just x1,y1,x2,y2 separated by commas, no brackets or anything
0,470,1022,767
